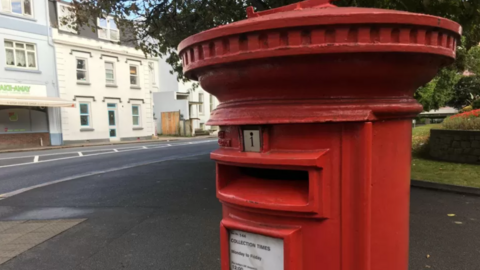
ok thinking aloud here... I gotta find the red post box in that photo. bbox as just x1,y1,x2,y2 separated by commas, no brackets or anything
179,0,461,269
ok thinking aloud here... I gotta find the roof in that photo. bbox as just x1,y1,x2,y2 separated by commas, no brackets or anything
420,107,458,115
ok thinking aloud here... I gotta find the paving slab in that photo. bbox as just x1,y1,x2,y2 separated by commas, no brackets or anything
0,219,85,265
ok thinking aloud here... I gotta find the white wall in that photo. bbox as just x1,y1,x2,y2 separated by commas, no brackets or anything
157,56,179,93
179,81,219,130
156,58,219,133
53,30,158,142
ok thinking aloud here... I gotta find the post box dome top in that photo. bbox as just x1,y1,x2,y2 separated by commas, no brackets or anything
178,0,461,79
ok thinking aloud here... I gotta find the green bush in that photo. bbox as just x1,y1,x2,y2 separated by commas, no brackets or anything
417,118,426,124
411,124,442,158
473,99,480,109
443,116,480,131
412,137,431,158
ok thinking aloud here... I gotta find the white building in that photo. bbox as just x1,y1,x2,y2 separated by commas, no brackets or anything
0,0,73,149
153,57,218,136
49,1,158,144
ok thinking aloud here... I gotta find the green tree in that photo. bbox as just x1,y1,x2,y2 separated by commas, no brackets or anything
415,69,462,111
70,0,480,98
448,75,480,109
466,46,480,75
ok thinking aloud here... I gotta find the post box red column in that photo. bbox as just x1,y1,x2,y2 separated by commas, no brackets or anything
179,0,461,269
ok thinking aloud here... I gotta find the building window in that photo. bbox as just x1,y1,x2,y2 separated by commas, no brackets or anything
132,105,140,126
105,61,115,85
209,94,214,112
57,3,77,33
148,62,156,85
1,0,32,17
198,93,204,114
76,58,88,82
4,40,37,69
97,17,119,41
130,65,139,86
79,103,90,126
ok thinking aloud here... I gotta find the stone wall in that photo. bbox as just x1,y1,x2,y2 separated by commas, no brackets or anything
429,129,480,164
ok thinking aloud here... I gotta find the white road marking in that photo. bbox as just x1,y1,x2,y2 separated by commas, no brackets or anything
0,140,216,169
33,156,39,163
167,144,172,146
113,149,118,152
0,153,206,200
142,146,147,149
78,152,83,157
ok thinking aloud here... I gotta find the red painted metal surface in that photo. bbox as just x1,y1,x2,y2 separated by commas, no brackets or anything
179,0,460,269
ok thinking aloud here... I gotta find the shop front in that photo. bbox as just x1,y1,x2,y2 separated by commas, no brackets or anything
0,82,74,150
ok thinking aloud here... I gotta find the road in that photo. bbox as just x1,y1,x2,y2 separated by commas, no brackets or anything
0,140,479,269
0,138,216,196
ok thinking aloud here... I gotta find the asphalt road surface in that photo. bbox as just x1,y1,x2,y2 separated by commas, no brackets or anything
0,141,479,269
0,138,217,195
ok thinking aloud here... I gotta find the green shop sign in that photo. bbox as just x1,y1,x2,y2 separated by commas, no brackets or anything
0,84,31,94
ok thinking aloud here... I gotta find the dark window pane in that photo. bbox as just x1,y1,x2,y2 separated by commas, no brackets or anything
80,115,89,126
108,111,115,125
130,76,137,85
23,0,31,15
132,106,139,115
110,129,116,137
77,59,85,69
80,104,88,114
77,71,87,81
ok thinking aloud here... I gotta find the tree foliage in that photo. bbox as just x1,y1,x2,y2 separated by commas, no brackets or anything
415,69,461,112
71,0,480,105
448,75,480,109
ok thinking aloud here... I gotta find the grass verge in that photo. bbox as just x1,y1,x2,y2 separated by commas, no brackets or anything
411,157,480,188
411,124,480,188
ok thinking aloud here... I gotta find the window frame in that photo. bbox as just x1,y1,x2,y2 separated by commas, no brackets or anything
97,16,120,42
105,61,116,85
4,40,38,70
1,0,34,18
76,57,89,83
79,102,91,127
198,93,204,115
132,105,141,127
129,64,139,86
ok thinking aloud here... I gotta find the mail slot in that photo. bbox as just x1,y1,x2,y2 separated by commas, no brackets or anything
178,0,461,269
217,165,310,207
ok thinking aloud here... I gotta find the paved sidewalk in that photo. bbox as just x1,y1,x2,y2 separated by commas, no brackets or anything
0,135,216,154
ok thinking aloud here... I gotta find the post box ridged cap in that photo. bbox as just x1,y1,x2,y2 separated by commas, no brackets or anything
178,0,462,80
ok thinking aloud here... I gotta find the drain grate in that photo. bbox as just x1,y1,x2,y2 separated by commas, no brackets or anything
0,219,86,265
